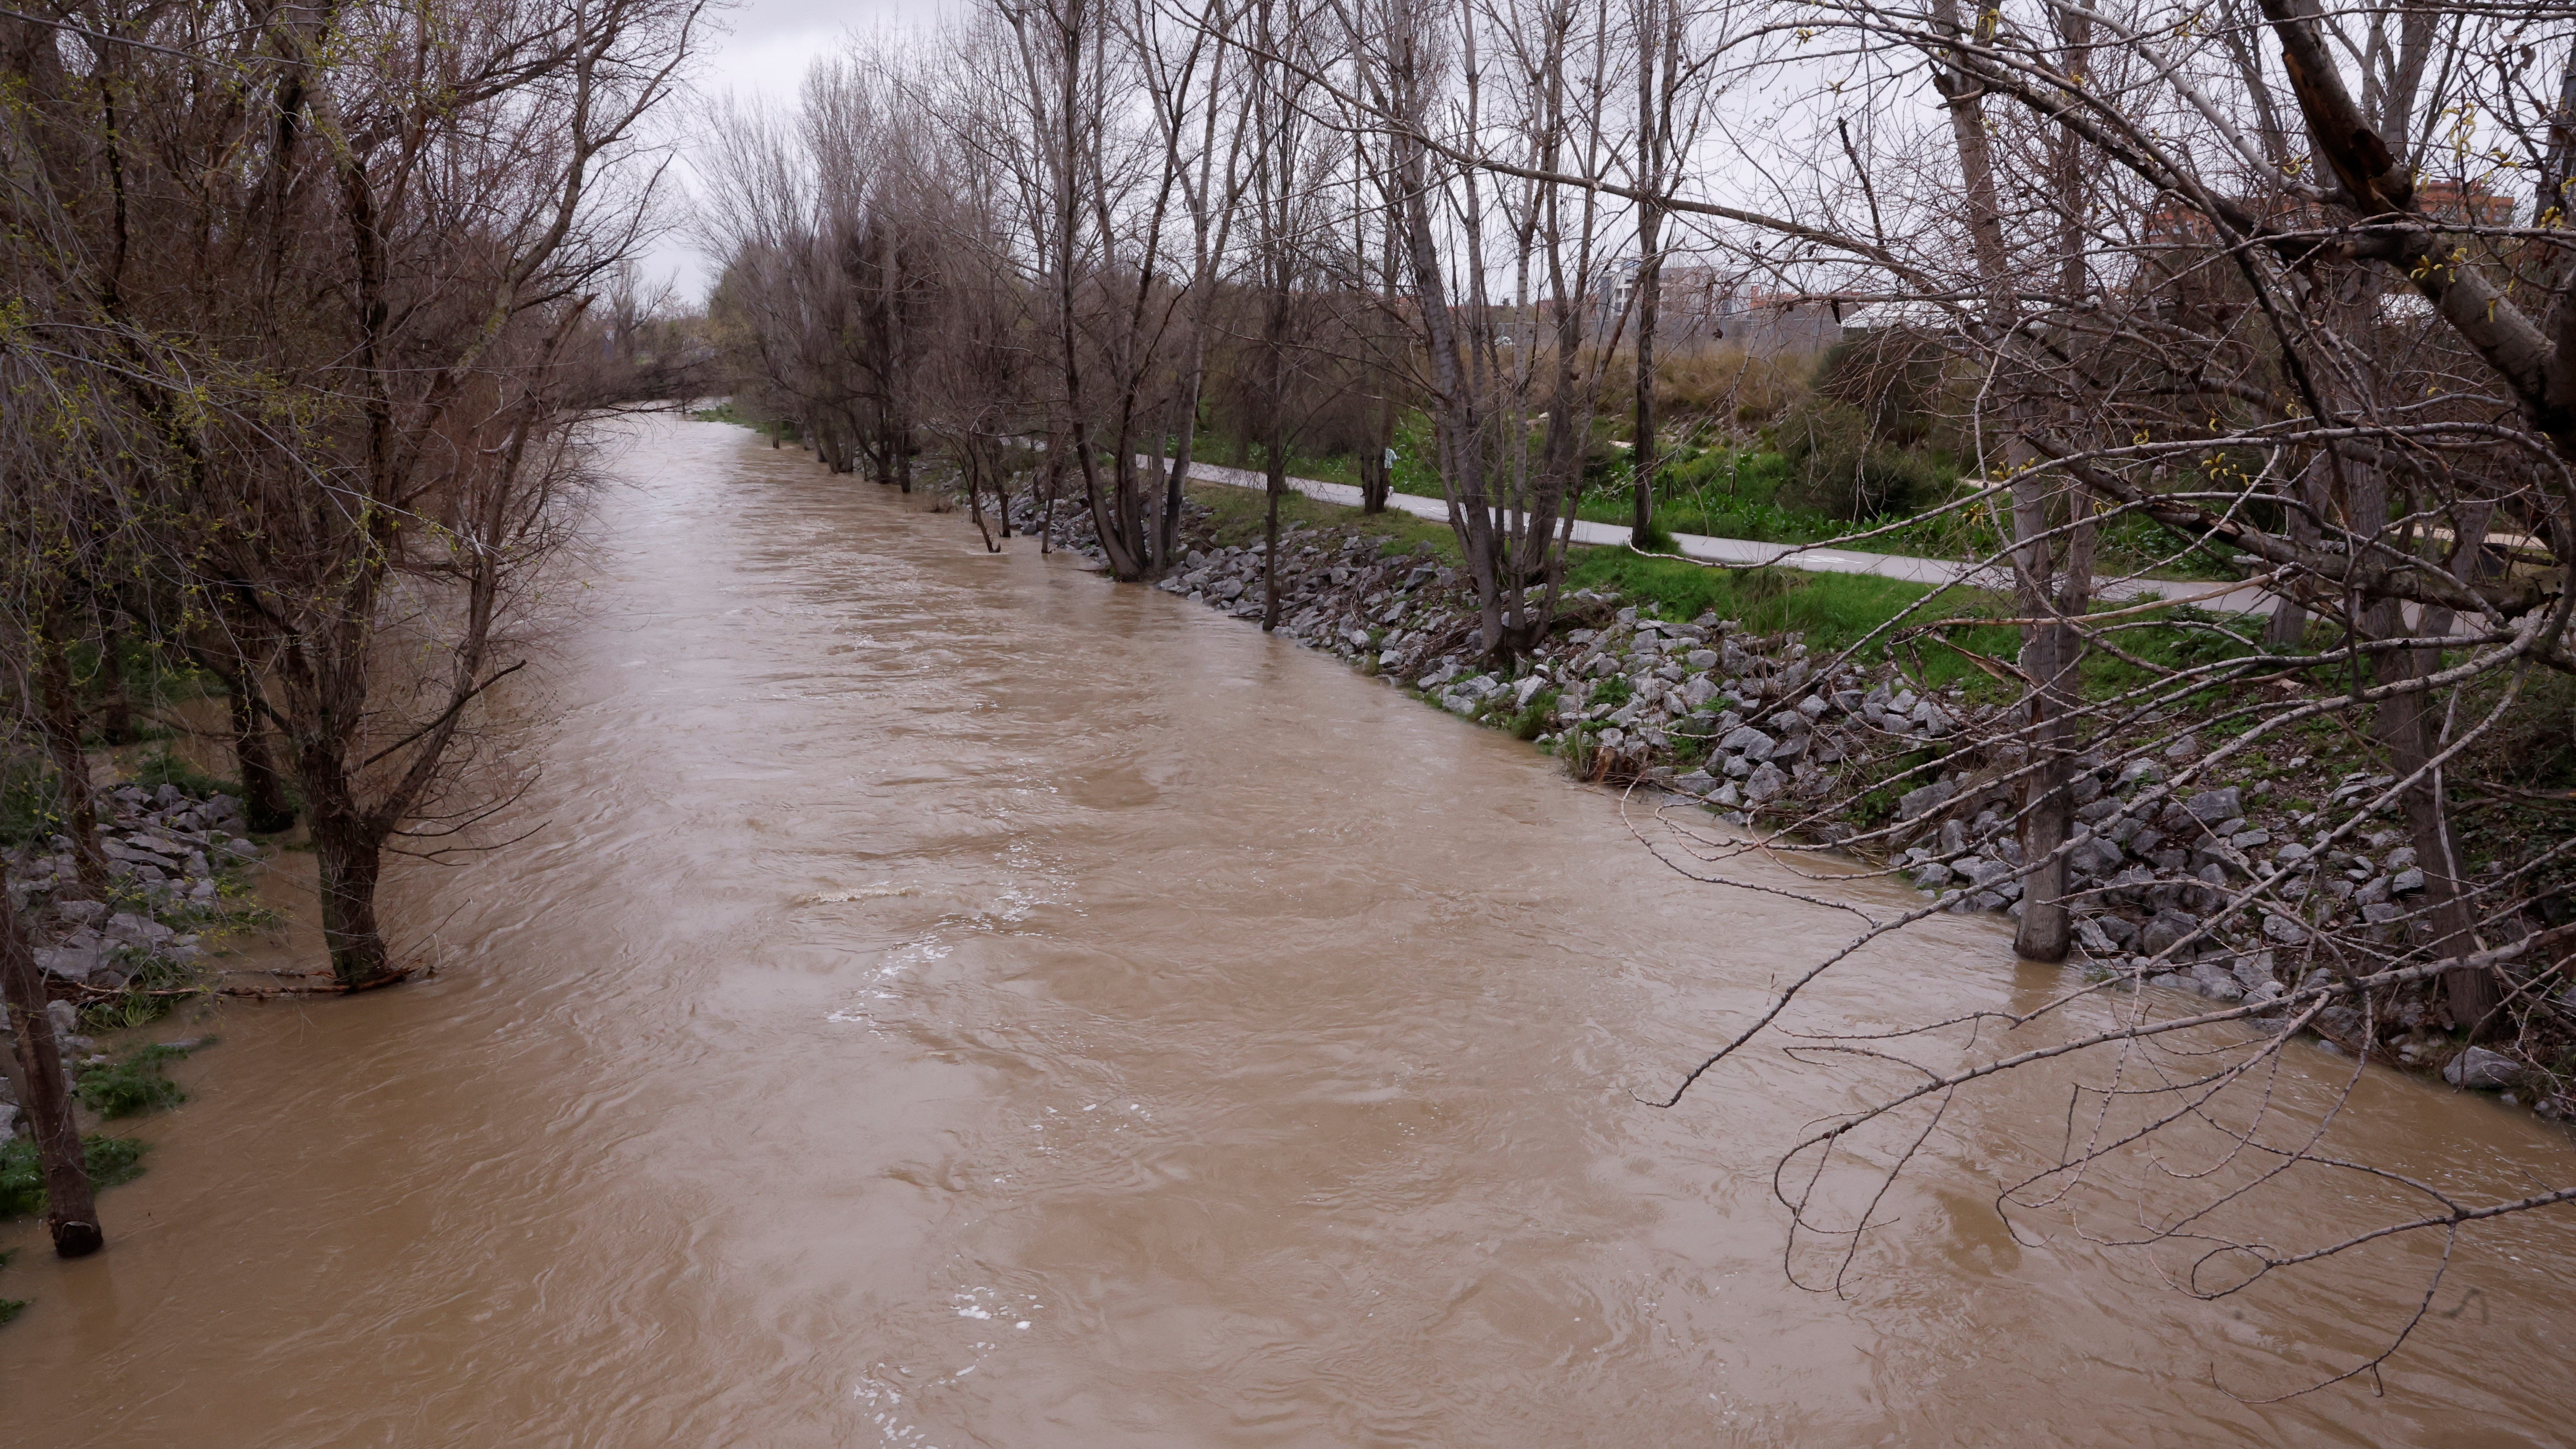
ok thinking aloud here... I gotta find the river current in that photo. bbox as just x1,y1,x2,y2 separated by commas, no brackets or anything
5,415,2573,1446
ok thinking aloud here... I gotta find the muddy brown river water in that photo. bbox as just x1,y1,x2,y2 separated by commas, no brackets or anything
6,416,2574,1446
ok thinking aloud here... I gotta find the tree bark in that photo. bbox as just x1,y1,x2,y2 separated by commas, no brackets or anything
92,611,132,747
228,681,297,832
36,624,111,899
1262,446,1286,632
297,750,394,986
2,884,103,1257
2363,594,2494,1030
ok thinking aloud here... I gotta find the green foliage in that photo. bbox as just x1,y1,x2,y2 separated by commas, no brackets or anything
0,750,64,847
0,1135,149,1218
1586,673,1633,707
0,1298,23,1327
74,1043,198,1119
77,932,226,1031
2092,507,2244,581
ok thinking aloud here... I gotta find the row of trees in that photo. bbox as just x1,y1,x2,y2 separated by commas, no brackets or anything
709,0,2576,1383
2,0,703,1256
700,0,1682,649
712,0,2572,968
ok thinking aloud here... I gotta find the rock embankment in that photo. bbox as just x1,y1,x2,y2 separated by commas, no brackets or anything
2,782,267,1141
996,488,2568,1111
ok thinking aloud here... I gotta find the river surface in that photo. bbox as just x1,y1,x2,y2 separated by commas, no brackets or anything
7,416,2575,1446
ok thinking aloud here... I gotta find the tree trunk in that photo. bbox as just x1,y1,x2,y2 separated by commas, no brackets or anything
1262,443,1286,632
2264,454,2327,648
1631,0,1667,546
1631,213,1661,544
2365,597,2493,1029
1931,0,2090,961
36,625,110,899
2,884,103,1257
93,612,132,747
298,755,394,986
228,683,297,832
2015,610,2081,962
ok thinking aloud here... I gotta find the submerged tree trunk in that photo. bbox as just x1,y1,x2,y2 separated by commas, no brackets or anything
2,885,103,1257
295,745,395,986
1262,444,1287,632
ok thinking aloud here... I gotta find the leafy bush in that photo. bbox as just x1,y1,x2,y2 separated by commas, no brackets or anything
0,1135,149,1218
0,750,63,847
1774,399,1946,521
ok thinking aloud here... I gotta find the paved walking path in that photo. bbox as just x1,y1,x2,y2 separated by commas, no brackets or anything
1161,457,2282,616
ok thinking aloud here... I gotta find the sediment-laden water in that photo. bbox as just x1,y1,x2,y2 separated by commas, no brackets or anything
6,416,2571,1446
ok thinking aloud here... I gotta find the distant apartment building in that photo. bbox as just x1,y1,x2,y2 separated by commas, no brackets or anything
1590,263,1855,357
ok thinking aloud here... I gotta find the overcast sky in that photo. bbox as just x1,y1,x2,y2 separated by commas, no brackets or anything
645,0,952,300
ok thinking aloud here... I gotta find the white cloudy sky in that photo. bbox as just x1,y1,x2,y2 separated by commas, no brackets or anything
643,0,952,300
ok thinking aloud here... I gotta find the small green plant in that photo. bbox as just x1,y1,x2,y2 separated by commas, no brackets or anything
76,935,222,1031
74,1042,197,1119
0,1135,149,1218
1587,674,1633,707
0,750,64,846
1505,686,1559,740
0,1298,22,1327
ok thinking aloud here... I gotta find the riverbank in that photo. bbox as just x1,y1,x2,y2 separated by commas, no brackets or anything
1,781,278,1248
991,475,2576,1117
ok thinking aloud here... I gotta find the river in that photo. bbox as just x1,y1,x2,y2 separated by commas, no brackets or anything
6,415,2573,1446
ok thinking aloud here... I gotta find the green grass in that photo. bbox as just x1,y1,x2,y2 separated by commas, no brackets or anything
1566,550,1943,648
74,1042,198,1119
1182,482,1459,560
1349,414,2241,581
691,402,802,445
0,1135,149,1218
1185,434,1366,489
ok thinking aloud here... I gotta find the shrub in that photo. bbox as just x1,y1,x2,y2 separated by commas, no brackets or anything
1775,399,1945,520
74,1043,196,1119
